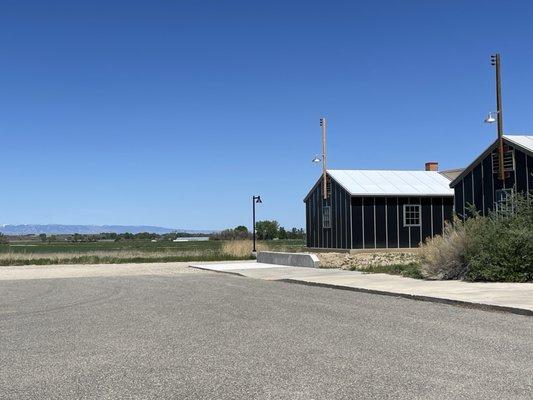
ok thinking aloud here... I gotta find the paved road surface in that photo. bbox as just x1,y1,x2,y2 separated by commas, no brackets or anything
0,264,531,399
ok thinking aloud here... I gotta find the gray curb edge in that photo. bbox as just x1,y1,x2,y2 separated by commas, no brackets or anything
189,265,532,317
277,278,533,317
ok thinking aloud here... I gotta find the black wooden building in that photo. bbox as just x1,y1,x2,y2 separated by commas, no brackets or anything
304,169,454,250
449,135,533,220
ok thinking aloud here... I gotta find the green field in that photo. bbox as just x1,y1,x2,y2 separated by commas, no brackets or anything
0,239,306,266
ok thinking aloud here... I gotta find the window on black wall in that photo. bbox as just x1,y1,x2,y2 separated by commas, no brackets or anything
494,188,515,213
495,188,513,203
403,204,421,227
322,206,331,229
492,147,515,176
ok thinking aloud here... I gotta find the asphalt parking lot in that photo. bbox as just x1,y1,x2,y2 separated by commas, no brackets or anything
0,264,532,399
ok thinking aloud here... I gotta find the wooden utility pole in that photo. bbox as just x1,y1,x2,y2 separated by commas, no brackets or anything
320,118,327,199
491,53,505,181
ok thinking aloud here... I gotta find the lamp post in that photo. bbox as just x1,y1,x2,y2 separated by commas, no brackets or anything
252,195,262,253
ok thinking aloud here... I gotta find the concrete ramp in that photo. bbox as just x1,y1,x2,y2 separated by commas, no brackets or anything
257,251,320,268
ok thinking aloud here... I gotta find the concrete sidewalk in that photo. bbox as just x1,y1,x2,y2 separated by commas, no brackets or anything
190,261,533,315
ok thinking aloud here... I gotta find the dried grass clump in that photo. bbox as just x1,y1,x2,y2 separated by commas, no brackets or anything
0,249,233,266
419,221,467,280
221,240,268,258
0,249,204,262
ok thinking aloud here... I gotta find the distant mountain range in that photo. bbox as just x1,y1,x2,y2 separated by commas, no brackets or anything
0,224,214,235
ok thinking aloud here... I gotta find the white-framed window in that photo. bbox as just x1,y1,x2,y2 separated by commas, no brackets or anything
322,206,331,229
495,188,513,203
494,188,514,213
403,204,421,227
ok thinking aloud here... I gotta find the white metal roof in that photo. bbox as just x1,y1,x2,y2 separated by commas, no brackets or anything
327,169,454,196
449,134,533,187
503,135,533,153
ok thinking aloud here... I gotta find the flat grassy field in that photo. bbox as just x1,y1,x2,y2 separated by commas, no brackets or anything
0,239,306,266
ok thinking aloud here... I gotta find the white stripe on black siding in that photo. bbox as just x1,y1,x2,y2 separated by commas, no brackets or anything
441,199,445,232
491,154,495,210
430,197,433,237
408,198,411,248
513,148,517,191
472,169,475,211
396,197,400,248
418,196,422,246
462,180,465,220
481,161,485,216
373,197,377,249
385,197,388,248
526,155,530,194
350,196,353,249
361,198,365,250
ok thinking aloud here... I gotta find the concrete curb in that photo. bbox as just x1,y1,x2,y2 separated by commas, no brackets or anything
188,264,246,277
277,279,533,317
189,265,532,316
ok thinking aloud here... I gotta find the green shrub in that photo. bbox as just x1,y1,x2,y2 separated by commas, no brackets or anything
464,195,533,282
421,194,533,282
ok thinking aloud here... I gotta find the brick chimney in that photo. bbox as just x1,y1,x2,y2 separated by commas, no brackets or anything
425,162,439,171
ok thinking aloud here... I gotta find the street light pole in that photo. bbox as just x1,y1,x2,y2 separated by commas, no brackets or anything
491,53,505,181
252,195,262,253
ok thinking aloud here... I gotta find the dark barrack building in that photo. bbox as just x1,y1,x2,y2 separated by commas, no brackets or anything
304,167,454,250
449,135,533,220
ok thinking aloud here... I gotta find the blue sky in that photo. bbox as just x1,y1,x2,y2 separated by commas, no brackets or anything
1,1,532,230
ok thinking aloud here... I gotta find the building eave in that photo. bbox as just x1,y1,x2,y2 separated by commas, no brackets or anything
449,136,533,188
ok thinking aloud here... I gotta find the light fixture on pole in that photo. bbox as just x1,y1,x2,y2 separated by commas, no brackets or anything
252,195,262,253
484,112,497,124
311,118,328,200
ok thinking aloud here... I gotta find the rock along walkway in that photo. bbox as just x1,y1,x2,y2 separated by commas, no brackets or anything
190,261,533,316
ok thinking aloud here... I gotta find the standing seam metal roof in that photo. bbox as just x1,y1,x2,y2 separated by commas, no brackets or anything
449,135,533,187
327,170,454,196
503,135,533,153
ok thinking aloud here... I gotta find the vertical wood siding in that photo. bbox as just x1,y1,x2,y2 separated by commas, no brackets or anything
306,178,454,249
453,145,532,220
304,177,352,249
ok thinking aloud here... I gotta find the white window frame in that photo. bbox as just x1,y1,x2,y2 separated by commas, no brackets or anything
495,188,513,203
403,204,421,227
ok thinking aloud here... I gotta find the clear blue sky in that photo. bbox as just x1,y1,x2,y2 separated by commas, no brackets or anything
1,1,532,230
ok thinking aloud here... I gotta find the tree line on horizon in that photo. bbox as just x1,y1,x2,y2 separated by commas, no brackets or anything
210,220,305,241
0,221,305,244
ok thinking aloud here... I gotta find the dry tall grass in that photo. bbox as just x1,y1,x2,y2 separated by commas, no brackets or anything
221,240,268,258
0,239,295,266
419,221,467,279
0,249,223,266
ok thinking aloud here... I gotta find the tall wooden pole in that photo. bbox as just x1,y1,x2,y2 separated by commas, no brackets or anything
492,53,505,181
320,118,327,200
